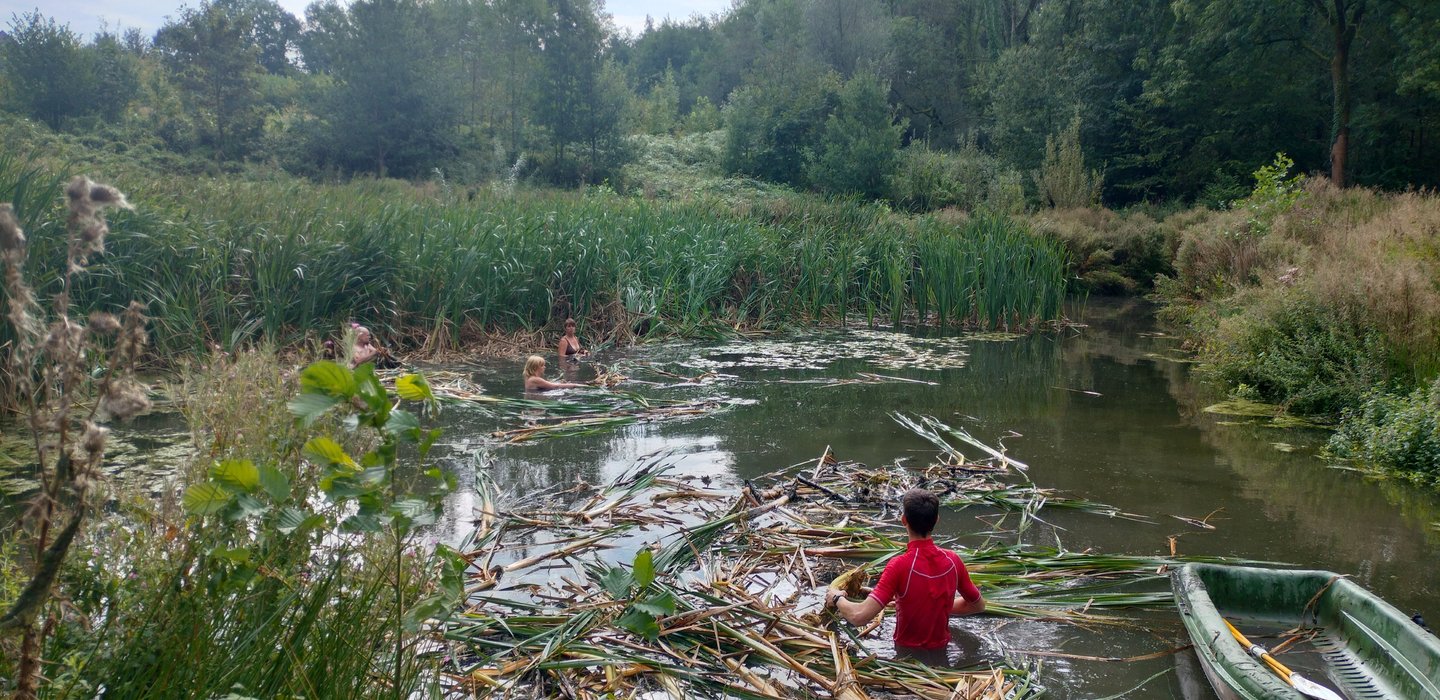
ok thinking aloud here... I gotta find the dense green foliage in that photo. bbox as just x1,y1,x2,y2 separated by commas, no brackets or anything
1327,379,1440,487
1153,161,1440,484
5,0,1438,199
36,353,460,698
0,151,1067,362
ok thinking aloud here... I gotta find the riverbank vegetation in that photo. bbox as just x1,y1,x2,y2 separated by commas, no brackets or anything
1153,167,1440,486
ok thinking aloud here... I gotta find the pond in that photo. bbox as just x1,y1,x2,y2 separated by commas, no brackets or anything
428,297,1440,698
22,297,1440,698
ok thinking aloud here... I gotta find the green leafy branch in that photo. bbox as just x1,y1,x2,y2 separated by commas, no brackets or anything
598,549,678,641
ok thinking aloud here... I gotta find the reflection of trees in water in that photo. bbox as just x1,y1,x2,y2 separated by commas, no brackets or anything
1158,326,1440,610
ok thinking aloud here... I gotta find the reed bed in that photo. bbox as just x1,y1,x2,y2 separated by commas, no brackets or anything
1,159,1069,361
435,423,1249,698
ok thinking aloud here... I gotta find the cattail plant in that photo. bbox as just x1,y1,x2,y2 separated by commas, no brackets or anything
0,177,147,699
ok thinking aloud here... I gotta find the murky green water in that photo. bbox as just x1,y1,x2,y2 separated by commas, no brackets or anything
424,297,1440,698
11,298,1437,698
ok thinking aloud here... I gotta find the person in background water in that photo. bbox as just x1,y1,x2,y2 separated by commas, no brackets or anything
558,318,588,360
523,355,586,392
349,323,397,369
825,489,985,654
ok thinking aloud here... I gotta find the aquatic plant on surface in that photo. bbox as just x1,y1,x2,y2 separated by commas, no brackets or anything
435,424,1259,698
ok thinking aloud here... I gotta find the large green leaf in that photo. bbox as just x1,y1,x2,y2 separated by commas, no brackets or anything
384,409,421,439
288,392,341,426
395,373,433,401
303,436,357,469
275,507,315,534
631,592,676,617
228,493,269,521
392,498,436,522
210,546,252,564
615,608,660,641
342,512,384,533
599,566,633,599
353,363,389,418
258,464,290,502
183,483,232,515
403,592,452,632
211,459,259,491
633,549,655,589
300,361,355,397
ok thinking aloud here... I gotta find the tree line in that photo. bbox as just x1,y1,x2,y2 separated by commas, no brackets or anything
3,0,1438,204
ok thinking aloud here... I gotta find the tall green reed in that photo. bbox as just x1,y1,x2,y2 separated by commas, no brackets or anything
3,157,1070,361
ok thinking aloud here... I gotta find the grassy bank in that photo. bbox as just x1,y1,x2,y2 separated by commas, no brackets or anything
0,145,1067,365
1153,167,1440,487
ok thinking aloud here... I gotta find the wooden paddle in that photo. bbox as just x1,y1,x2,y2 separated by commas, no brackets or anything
1224,619,1347,700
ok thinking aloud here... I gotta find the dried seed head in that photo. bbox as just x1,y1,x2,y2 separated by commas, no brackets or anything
65,176,90,202
99,377,151,421
88,183,132,210
82,421,109,456
44,318,85,358
88,312,121,335
0,203,24,252
64,177,130,273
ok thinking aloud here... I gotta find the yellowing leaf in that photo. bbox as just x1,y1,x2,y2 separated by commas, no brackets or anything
210,459,259,491
395,374,433,402
303,436,357,469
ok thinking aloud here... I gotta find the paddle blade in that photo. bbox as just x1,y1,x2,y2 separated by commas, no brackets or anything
1290,673,1347,700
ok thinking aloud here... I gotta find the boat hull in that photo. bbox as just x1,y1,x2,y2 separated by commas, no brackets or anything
1171,563,1440,700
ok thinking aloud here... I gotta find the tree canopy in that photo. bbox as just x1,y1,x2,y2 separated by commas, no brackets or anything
3,0,1437,200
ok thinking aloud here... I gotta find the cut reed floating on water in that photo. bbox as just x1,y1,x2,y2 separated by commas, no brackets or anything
434,434,1259,698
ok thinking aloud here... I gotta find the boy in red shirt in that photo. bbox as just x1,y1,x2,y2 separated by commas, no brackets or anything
824,488,985,650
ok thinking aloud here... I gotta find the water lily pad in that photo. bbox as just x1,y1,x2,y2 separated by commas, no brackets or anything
1268,414,1323,429
1202,399,1279,418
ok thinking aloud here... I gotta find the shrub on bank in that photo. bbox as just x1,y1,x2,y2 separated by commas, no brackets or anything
46,350,458,697
1326,379,1440,487
888,143,1025,215
1026,207,1173,294
1204,291,1397,415
1158,162,1440,419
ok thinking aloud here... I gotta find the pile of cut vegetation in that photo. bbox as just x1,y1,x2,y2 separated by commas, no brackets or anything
433,418,1243,698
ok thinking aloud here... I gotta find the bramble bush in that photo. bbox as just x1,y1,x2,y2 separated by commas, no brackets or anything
1326,379,1440,487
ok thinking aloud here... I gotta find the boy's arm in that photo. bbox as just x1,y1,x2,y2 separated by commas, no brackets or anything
828,591,885,626
951,556,985,616
951,593,985,615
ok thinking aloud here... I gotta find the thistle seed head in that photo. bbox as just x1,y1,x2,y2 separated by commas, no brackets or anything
82,421,109,456
88,311,121,335
0,203,24,252
99,377,151,421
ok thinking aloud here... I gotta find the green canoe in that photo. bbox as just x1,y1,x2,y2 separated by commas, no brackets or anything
1172,563,1440,700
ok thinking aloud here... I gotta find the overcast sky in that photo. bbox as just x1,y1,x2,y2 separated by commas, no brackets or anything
3,0,733,41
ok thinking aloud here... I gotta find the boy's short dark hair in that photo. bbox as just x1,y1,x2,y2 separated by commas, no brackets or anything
902,489,940,537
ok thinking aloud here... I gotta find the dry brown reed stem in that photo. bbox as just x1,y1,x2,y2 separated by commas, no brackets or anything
1,177,144,700
442,457,1046,698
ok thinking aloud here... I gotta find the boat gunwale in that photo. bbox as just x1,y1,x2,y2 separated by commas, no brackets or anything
1172,563,1440,700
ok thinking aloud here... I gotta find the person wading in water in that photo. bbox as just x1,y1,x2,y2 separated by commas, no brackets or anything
825,489,986,657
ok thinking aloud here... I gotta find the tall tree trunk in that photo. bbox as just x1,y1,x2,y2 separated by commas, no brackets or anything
1330,35,1350,186
1313,0,1366,187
